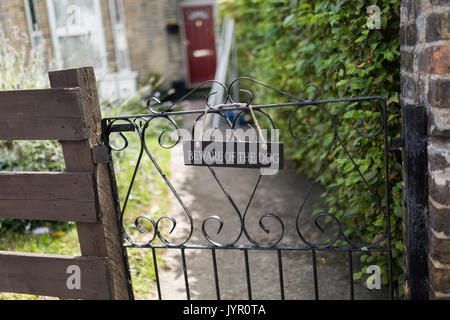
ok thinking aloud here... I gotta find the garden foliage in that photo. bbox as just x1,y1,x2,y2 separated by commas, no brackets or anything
221,0,402,293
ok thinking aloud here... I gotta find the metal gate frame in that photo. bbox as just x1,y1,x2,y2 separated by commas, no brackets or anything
102,77,395,300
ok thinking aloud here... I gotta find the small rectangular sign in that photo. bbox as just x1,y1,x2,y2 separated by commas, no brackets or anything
183,140,284,169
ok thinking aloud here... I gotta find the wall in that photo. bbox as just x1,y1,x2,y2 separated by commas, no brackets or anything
0,0,186,89
400,0,450,299
166,0,186,85
100,0,118,73
0,0,33,48
122,0,185,87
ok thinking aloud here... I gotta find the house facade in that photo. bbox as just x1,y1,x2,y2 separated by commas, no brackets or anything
0,0,218,99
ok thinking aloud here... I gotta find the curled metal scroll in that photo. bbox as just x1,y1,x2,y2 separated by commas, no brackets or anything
102,77,389,251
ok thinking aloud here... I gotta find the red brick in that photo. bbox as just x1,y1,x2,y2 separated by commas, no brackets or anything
418,45,450,75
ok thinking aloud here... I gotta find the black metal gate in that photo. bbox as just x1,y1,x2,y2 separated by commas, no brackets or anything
102,78,395,300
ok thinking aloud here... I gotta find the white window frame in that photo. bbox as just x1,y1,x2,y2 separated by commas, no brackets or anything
108,0,131,71
24,0,43,48
45,0,108,73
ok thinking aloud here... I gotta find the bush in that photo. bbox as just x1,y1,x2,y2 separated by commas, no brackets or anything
222,0,403,294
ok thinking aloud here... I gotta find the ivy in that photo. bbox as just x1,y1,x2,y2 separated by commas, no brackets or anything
222,0,403,296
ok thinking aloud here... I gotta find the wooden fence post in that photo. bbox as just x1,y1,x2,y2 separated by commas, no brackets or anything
49,67,132,300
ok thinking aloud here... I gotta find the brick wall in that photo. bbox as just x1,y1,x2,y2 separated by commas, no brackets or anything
0,0,31,48
400,0,450,299
166,0,186,84
35,0,56,67
100,0,118,73
122,0,185,87
0,0,55,67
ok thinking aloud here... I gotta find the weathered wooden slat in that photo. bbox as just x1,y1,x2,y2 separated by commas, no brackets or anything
0,172,98,222
0,88,87,140
50,67,131,300
0,251,111,299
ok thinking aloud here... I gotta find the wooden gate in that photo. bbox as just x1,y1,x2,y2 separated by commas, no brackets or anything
0,67,131,300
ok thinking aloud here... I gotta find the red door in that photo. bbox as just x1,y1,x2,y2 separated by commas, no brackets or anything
182,4,217,86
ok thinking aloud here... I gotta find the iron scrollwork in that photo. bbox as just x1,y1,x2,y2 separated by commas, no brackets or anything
102,77,391,253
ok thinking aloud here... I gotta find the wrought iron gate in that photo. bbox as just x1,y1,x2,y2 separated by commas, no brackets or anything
102,78,394,300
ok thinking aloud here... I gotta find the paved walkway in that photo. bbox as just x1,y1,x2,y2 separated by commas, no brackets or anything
150,101,388,300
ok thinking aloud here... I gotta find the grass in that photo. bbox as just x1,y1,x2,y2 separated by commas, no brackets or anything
0,92,175,300
0,227,80,300
107,102,173,299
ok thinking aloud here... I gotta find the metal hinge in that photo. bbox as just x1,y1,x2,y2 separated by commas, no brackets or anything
92,146,110,164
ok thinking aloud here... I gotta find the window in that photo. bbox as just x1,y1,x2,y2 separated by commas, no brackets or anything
46,0,107,72
24,0,43,47
109,0,130,71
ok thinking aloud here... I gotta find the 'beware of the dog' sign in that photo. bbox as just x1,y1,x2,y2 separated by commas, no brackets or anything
183,140,284,169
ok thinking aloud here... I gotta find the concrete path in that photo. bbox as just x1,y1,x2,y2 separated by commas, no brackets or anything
149,101,389,300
